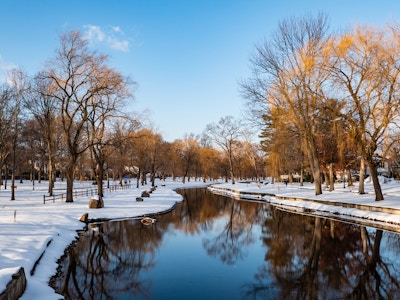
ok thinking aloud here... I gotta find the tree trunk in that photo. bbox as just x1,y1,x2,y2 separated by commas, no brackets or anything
4,164,8,189
119,173,123,186
329,163,334,192
358,157,366,194
0,161,3,186
136,167,140,188
347,169,353,187
151,167,155,187
308,217,322,272
38,166,41,183
307,145,322,195
229,166,235,184
361,227,371,262
369,229,382,266
47,138,55,196
48,153,54,196
11,150,16,200
11,171,15,200
96,165,104,197
298,165,303,186
65,164,75,202
140,171,146,185
367,159,384,201
323,171,329,187
228,151,235,184
329,220,335,239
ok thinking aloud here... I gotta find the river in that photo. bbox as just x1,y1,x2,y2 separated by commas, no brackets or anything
51,187,400,299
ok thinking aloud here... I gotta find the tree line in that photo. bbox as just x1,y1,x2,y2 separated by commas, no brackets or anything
241,13,400,201
0,31,263,202
4,14,399,203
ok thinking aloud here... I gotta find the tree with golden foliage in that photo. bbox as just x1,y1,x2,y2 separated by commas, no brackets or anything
198,146,222,182
325,25,400,200
173,133,200,184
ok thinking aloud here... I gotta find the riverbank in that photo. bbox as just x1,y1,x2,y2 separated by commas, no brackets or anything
209,177,400,232
0,179,210,300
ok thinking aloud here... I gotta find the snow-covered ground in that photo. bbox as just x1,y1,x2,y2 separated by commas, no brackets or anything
1,176,400,299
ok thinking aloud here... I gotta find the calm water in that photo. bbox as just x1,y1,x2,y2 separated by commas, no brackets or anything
52,188,400,299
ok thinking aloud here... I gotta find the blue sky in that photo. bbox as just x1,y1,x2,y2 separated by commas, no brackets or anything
1,1,400,141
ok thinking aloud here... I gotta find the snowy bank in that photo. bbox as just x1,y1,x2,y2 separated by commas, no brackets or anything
208,178,400,232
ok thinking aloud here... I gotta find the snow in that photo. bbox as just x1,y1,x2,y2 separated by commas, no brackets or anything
1,177,400,299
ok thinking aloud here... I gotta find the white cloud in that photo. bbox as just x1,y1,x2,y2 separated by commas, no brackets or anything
107,37,129,52
83,25,105,42
83,24,129,52
111,26,122,33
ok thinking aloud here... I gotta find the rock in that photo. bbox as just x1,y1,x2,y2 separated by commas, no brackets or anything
88,199,98,208
136,197,143,202
0,267,26,300
141,191,150,197
141,216,156,225
88,196,104,209
79,213,89,223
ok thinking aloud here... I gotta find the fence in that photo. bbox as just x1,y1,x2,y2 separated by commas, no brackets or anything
43,183,131,204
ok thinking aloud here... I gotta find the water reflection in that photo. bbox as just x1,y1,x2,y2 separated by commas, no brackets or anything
52,188,400,299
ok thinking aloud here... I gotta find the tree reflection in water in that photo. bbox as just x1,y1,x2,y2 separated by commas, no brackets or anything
245,208,400,299
54,219,162,299
52,188,400,300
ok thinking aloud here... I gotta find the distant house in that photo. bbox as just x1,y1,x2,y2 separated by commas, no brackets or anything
373,154,391,177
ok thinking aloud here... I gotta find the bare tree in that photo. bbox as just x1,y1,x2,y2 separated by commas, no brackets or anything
86,75,133,197
241,13,331,195
7,68,29,200
241,130,265,182
26,73,61,195
205,115,242,184
41,30,131,202
20,118,45,187
0,84,13,188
